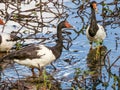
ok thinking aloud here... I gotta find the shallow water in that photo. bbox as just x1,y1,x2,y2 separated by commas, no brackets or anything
0,0,120,89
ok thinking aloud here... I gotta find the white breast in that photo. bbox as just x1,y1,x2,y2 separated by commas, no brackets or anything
0,33,16,52
86,24,106,42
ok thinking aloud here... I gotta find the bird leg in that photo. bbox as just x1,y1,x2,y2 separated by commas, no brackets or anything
6,48,10,54
51,62,57,71
38,64,43,76
31,68,36,77
90,41,93,50
38,68,43,76
95,45,102,60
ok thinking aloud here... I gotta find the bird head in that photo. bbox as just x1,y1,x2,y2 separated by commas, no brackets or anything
90,1,98,13
58,21,73,29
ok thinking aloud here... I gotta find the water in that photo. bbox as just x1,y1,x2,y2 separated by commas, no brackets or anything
0,0,120,89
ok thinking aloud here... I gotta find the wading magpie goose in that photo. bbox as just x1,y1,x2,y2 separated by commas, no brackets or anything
86,1,106,48
0,21,73,77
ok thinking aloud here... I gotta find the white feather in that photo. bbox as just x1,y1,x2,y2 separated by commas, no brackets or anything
86,24,106,42
0,33,16,52
14,45,56,68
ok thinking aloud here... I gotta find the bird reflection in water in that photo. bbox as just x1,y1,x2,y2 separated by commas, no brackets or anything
86,46,107,89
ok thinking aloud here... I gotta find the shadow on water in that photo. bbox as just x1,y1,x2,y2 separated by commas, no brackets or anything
70,46,109,90
0,53,7,82
71,45,120,90
0,53,13,81
86,46,107,90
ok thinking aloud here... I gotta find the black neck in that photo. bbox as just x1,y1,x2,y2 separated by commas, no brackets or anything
0,35,2,44
50,25,63,59
89,8,99,37
56,25,63,45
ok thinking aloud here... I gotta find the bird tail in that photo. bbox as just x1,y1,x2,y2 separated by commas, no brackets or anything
0,53,12,63
0,54,14,70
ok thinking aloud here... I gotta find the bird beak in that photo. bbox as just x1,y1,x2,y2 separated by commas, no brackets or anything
68,24,73,28
65,21,73,28
0,19,5,25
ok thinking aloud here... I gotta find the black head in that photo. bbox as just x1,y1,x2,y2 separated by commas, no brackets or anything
90,1,97,10
58,21,72,29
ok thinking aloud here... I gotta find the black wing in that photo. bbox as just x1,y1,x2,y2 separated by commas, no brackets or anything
0,44,41,62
